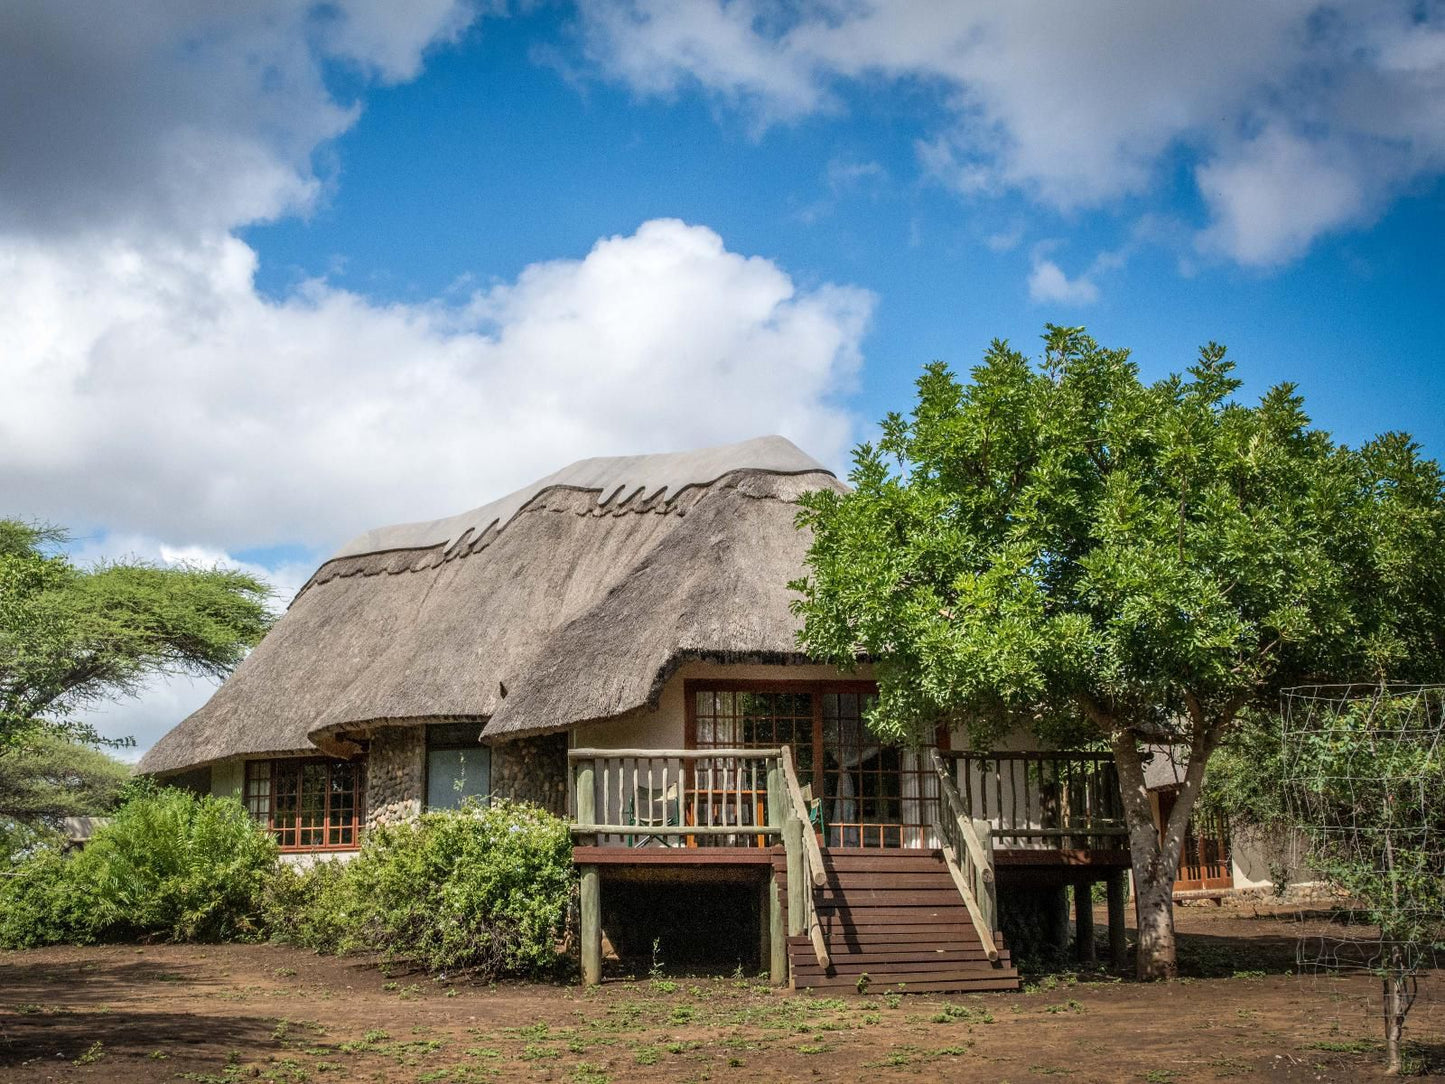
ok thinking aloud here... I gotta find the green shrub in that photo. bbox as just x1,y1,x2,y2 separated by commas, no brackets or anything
0,787,276,947
273,799,574,979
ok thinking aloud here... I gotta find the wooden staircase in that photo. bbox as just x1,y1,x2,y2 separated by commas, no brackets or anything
776,847,1020,994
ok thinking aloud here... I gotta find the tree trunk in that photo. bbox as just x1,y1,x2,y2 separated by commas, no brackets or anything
1109,726,1219,981
1384,970,1404,1074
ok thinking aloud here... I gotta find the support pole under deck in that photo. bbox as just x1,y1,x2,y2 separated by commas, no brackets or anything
1106,870,1128,971
1074,881,1096,964
580,864,601,986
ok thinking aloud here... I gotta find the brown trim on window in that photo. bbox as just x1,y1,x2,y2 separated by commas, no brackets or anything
245,756,365,853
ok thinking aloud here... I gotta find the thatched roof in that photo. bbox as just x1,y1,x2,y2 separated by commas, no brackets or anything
139,436,844,775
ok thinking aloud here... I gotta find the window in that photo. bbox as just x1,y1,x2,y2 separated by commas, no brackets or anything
426,723,490,811
246,758,364,851
686,680,939,849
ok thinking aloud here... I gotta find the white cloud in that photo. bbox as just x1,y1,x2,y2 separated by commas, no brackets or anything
1027,259,1099,306
1,220,872,551
578,1,1445,265
0,2,478,239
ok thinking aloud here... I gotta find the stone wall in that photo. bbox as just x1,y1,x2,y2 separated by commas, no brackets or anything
366,726,424,827
491,732,569,816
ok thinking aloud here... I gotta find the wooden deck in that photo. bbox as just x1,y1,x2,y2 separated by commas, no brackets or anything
568,745,1131,988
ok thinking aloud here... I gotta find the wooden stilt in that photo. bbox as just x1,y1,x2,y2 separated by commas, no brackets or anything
769,873,787,985
580,864,601,986
1074,881,1096,963
1106,870,1128,971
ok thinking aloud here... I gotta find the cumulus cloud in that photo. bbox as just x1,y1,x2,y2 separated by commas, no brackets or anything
2,219,871,551
0,2,478,239
578,1,1445,265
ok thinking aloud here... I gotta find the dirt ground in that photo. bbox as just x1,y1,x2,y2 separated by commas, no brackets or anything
1,901,1441,1083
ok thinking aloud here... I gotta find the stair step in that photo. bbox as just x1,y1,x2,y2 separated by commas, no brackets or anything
796,972,1021,993
792,949,1006,967
782,845,1020,994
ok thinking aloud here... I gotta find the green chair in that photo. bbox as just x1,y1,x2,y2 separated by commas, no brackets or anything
625,783,681,847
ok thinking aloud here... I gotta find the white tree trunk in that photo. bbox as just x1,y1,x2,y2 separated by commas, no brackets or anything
1110,725,1219,981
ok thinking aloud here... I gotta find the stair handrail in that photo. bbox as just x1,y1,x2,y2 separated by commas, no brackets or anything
779,745,830,969
928,746,999,962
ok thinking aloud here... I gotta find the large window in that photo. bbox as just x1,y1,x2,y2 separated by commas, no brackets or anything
686,681,940,849
246,758,364,851
425,723,490,811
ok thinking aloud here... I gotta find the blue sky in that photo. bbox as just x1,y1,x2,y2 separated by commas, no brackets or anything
4,2,1444,753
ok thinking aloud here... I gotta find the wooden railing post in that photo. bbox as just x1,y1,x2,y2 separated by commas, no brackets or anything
575,757,596,845
784,815,805,938
574,755,602,985
928,747,999,961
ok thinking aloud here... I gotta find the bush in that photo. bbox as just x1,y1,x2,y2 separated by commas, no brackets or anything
0,786,276,947
270,799,575,979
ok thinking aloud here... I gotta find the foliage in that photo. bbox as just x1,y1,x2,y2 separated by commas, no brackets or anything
0,519,273,750
791,326,1445,978
0,785,277,947
1282,687,1445,1072
0,732,132,823
268,799,575,979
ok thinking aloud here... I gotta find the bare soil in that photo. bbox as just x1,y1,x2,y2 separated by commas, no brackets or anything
1,900,1440,1083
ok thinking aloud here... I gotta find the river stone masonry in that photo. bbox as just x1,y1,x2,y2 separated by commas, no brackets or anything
491,732,569,816
365,726,424,827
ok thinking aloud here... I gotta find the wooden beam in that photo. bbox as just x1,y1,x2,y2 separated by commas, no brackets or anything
569,747,779,760
570,823,781,838
571,847,775,865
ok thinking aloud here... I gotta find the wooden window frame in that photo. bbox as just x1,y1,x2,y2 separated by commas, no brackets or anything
682,678,949,756
246,757,365,853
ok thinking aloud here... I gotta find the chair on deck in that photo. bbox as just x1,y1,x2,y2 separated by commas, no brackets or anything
625,783,681,847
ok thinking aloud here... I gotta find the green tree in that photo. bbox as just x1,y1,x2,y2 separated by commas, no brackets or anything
1283,688,1445,1073
0,733,132,859
0,520,273,750
790,327,1445,980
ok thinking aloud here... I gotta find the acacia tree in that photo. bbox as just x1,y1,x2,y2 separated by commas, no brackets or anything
0,520,273,751
790,326,1445,980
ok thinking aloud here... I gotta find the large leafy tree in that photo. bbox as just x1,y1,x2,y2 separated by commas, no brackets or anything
0,520,273,751
791,326,1445,980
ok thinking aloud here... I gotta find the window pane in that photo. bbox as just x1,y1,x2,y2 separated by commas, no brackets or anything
427,747,490,811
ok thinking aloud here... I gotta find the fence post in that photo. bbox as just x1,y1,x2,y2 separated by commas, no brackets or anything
973,816,997,933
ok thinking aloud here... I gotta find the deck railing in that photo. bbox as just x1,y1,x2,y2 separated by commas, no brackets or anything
928,747,999,960
946,750,1128,850
569,748,781,846
779,745,830,968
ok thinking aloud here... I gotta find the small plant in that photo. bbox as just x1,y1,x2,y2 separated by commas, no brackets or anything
75,1041,105,1065
855,973,871,994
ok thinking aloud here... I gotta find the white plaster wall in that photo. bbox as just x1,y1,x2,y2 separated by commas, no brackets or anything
577,661,1053,755
211,758,244,800
577,660,879,751
1231,825,1317,891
